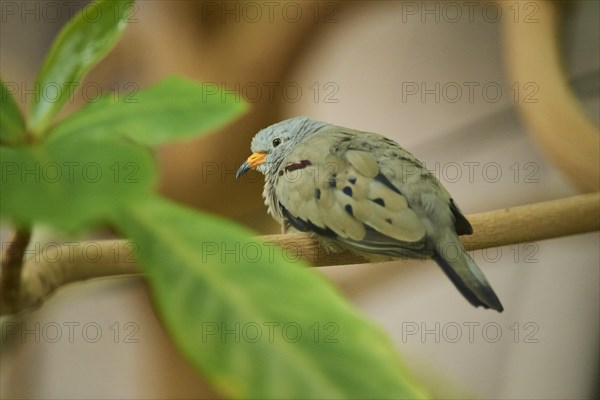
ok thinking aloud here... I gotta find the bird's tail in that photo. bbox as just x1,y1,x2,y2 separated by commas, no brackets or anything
432,233,504,312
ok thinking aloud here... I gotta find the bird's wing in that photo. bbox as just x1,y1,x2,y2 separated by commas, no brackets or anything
274,131,429,257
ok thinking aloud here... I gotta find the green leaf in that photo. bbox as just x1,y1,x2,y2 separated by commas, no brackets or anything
1,78,26,145
0,135,155,233
47,77,247,146
114,197,428,399
28,0,134,135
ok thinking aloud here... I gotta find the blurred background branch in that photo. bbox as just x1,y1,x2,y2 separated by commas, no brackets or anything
501,1,599,192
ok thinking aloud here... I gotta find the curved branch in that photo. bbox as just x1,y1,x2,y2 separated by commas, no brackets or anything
0,240,140,316
1,193,598,316
501,1,600,191
1,227,31,309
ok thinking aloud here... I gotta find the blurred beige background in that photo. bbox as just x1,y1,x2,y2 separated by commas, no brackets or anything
1,1,599,399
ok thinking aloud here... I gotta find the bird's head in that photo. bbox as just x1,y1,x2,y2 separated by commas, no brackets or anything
236,116,326,179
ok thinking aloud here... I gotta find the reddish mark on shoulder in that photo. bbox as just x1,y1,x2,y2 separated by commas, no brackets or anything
284,160,312,173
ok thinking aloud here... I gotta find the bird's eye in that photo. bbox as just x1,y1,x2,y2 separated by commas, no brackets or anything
272,138,282,147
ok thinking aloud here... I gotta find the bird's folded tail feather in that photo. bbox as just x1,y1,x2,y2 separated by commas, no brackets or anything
432,236,504,312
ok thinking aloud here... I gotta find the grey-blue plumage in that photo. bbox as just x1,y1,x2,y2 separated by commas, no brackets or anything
237,116,503,312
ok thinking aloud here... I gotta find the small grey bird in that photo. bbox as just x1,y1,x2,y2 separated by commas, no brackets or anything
236,116,503,312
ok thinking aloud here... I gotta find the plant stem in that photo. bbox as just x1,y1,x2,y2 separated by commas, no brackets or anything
1,226,32,310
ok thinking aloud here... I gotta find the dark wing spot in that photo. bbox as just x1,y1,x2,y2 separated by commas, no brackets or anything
279,203,337,238
278,170,284,176
315,188,321,199
385,218,393,224
280,204,309,231
328,174,337,188
374,173,402,195
450,199,473,235
348,177,357,185
342,186,353,196
372,198,385,207
345,204,353,216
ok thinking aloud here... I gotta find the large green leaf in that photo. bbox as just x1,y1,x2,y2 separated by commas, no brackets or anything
47,77,247,146
28,0,134,135
114,197,428,399
0,135,155,232
1,78,26,145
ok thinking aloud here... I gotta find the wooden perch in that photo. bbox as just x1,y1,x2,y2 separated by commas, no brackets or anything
1,193,598,316
268,192,600,266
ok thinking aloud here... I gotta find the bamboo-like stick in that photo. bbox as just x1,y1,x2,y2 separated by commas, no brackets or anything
1,193,598,315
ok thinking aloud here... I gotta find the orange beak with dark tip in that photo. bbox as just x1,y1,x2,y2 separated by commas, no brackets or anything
236,152,267,180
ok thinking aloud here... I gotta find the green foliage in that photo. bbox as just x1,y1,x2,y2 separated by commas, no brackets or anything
115,197,427,399
28,0,134,135
1,79,26,145
1,135,155,232
0,1,429,398
48,77,247,146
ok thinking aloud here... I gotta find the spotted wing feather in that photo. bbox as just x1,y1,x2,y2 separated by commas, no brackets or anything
274,131,428,258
